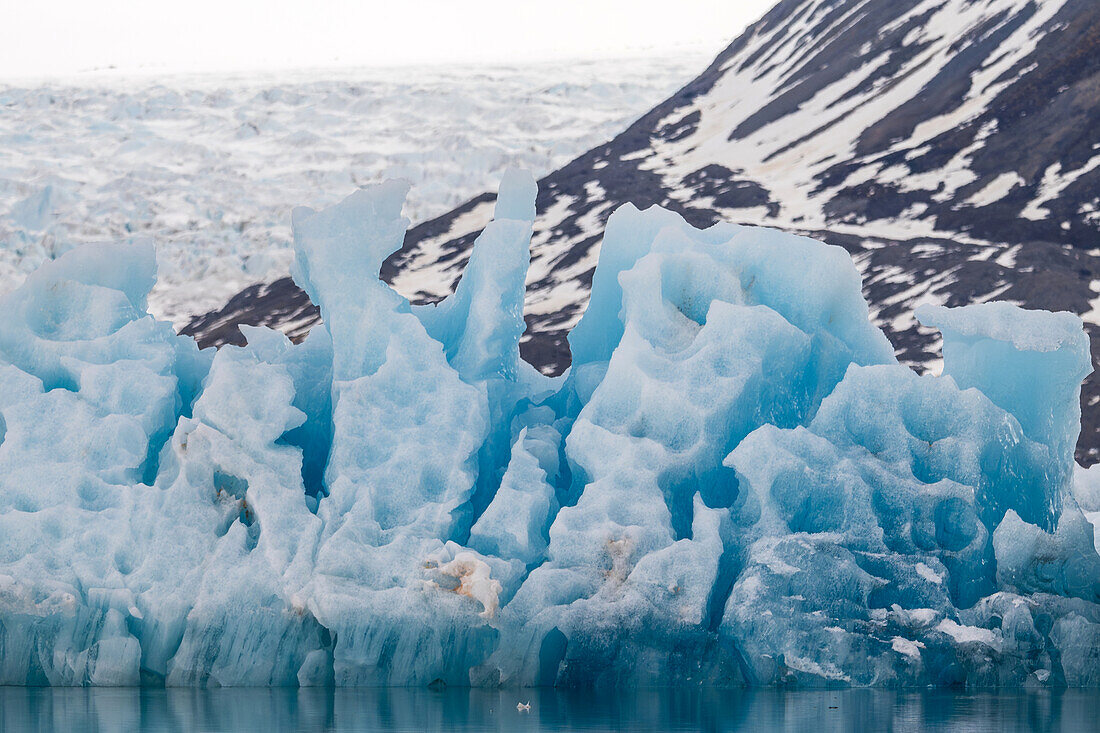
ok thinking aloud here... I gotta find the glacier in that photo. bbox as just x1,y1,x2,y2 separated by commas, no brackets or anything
0,171,1098,688
0,57,704,329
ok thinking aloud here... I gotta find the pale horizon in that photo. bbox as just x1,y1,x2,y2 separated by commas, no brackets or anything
0,0,775,81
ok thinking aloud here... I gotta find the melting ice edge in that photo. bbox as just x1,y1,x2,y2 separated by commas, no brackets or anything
1,170,1099,688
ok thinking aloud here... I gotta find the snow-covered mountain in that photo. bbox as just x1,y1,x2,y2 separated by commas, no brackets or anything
186,0,1100,462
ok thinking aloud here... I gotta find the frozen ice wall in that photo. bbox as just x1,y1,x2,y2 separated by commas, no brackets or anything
0,173,1098,688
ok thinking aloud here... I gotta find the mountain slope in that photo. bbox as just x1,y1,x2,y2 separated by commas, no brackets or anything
184,0,1100,462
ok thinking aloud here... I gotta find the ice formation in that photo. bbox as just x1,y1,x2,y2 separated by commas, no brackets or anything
0,172,1098,688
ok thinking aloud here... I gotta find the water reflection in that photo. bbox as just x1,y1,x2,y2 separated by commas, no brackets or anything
1,686,1095,732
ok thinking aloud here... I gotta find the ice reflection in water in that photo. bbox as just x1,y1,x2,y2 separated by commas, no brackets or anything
1,687,1096,732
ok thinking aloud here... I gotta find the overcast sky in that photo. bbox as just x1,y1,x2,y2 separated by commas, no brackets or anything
0,0,775,79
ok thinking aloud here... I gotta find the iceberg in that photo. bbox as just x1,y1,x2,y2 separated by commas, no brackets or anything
0,172,1098,688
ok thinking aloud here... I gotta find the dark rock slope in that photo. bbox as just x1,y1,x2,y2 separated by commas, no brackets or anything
184,0,1100,462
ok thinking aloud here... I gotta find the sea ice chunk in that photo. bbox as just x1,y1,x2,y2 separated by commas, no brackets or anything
0,174,1097,689
918,303,1091,529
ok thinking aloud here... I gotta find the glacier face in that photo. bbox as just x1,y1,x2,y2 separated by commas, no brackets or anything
0,173,1099,688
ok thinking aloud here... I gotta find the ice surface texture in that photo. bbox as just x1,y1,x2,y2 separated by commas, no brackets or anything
1,174,1098,688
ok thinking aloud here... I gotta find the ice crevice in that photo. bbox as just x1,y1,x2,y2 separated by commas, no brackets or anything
0,170,1098,687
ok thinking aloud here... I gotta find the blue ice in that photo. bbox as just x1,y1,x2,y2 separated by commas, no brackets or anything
0,173,1097,688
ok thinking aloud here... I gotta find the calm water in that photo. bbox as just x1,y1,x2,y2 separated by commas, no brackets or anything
1,687,1096,732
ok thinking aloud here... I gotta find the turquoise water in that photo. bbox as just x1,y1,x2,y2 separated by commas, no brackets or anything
1,687,1096,732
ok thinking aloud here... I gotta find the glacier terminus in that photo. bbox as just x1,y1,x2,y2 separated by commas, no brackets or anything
0,171,1098,688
